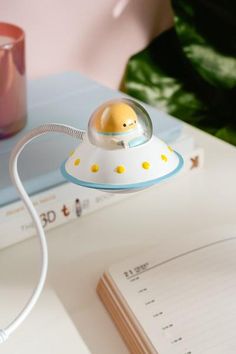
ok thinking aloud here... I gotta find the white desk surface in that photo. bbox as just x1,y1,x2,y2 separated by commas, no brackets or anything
1,123,236,354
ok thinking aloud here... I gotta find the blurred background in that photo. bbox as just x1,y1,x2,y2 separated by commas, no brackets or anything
1,0,236,144
0,0,173,87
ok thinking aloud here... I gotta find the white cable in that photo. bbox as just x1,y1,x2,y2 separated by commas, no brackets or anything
0,123,86,343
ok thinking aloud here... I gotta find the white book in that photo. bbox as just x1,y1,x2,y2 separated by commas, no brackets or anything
0,134,204,250
0,183,127,249
97,236,236,354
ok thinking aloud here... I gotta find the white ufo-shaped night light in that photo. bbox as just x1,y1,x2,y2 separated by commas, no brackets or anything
4,98,184,343
61,98,183,192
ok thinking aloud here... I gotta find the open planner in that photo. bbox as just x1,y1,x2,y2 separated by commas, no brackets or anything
97,237,236,354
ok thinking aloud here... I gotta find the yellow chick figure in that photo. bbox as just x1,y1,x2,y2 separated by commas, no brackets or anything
96,102,138,134
88,100,150,149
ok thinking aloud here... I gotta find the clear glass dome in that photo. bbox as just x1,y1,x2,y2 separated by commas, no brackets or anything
87,98,153,150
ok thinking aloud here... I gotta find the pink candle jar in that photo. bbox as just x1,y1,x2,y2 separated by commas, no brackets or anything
0,23,27,139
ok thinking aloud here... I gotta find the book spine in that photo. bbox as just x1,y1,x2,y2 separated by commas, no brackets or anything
0,147,204,250
0,184,128,250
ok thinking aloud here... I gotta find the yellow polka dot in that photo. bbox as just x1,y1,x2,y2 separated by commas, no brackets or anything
91,164,99,173
142,161,150,170
116,165,126,174
74,158,80,166
168,146,173,153
161,154,168,162
69,150,75,156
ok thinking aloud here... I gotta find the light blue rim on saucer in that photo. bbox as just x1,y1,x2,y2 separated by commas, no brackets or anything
61,151,184,191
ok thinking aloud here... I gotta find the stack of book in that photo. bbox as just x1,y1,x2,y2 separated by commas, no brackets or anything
0,72,203,250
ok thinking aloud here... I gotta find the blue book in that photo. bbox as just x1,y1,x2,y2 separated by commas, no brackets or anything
0,72,182,207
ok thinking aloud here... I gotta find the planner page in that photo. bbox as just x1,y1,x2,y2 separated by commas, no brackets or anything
108,237,236,354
